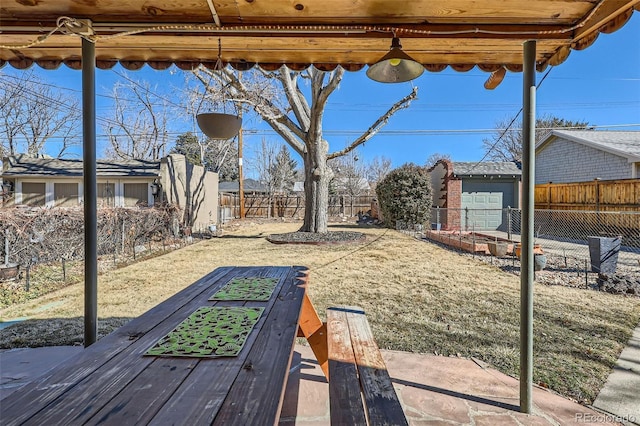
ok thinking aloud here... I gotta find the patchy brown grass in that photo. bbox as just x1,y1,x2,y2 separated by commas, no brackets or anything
1,220,638,405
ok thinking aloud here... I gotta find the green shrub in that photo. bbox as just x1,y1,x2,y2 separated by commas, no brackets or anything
375,163,432,229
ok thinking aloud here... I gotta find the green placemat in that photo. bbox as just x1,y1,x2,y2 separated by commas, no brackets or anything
209,277,278,301
145,306,264,358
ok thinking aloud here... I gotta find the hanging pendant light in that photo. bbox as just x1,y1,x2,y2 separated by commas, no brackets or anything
366,37,424,83
196,38,242,139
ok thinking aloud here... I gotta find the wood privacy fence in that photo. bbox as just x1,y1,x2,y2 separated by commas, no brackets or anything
219,193,375,220
535,179,640,212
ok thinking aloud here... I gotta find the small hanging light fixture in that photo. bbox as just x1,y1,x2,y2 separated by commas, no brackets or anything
196,38,242,139
366,36,424,83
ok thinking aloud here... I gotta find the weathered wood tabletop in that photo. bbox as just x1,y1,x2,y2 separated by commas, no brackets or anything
1,265,316,425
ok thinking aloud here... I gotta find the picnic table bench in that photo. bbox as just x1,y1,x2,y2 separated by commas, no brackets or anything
327,306,407,426
0,266,406,425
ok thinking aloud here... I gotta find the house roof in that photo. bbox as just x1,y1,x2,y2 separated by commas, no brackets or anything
219,178,268,193
452,161,522,177
536,130,640,162
1,1,637,81
1,155,160,178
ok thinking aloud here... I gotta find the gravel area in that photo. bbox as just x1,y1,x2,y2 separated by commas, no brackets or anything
416,233,640,297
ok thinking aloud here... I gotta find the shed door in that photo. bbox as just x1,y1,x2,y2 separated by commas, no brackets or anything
54,182,79,207
461,192,503,230
21,182,46,206
123,183,148,207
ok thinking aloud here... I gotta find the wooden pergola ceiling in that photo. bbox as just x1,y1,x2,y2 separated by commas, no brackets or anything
1,0,638,74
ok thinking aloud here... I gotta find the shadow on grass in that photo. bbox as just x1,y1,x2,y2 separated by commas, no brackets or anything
0,317,133,349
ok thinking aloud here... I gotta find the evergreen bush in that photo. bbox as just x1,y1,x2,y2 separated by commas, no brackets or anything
375,163,432,229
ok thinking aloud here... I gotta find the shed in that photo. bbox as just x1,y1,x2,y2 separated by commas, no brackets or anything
535,130,640,184
1,155,160,208
429,160,521,231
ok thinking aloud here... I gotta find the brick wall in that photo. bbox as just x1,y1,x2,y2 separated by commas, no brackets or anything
444,178,462,230
536,137,631,184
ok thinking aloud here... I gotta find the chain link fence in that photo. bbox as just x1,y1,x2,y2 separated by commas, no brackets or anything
426,207,640,270
0,206,190,281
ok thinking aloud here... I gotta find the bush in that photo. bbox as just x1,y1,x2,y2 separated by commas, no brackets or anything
375,163,432,229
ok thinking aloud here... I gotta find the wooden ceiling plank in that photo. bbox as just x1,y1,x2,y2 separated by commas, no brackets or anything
0,0,635,70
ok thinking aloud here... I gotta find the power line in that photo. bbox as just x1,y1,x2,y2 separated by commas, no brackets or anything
472,67,554,166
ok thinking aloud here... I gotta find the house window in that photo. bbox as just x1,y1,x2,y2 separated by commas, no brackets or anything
123,183,148,207
54,182,79,207
98,183,115,207
21,182,46,206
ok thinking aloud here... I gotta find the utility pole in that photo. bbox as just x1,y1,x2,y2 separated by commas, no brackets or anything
238,71,245,219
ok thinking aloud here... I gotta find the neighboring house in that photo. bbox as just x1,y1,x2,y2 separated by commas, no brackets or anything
1,155,159,208
535,130,640,184
428,160,521,231
331,176,372,196
219,178,269,194
1,154,219,232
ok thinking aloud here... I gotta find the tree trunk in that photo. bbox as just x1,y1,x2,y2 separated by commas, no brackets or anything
301,138,332,233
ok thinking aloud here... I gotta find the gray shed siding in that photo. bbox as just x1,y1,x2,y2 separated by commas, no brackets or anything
535,138,630,184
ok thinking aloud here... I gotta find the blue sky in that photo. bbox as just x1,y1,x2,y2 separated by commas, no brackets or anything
2,13,639,173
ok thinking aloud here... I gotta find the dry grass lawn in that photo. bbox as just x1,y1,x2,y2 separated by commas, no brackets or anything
1,220,639,405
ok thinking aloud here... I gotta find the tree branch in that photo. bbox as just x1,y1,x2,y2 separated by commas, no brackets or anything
195,66,307,154
280,68,310,131
328,86,418,160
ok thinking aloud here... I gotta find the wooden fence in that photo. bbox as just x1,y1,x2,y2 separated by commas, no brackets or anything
219,193,375,220
535,178,640,212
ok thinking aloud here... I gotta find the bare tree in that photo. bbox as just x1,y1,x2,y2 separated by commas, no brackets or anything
330,149,368,197
425,152,452,168
0,71,81,158
482,114,591,162
367,155,393,186
104,78,171,161
193,65,417,233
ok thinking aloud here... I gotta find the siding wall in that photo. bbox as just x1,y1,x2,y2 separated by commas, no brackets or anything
535,137,631,184
160,154,218,231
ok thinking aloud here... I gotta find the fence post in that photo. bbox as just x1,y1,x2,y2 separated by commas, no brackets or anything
121,219,125,253
594,178,600,212
25,264,30,292
436,206,440,232
507,206,512,241
464,207,469,232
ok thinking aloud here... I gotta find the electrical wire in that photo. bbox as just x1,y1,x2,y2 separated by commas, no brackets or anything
469,67,555,168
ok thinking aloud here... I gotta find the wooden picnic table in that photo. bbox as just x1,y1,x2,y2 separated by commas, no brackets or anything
1,265,328,425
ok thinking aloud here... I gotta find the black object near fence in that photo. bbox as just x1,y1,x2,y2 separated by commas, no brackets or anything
588,236,622,275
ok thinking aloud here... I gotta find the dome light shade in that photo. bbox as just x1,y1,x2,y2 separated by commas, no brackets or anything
196,113,242,139
366,37,424,83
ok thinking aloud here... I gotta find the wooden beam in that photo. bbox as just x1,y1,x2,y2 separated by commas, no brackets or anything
572,0,639,41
